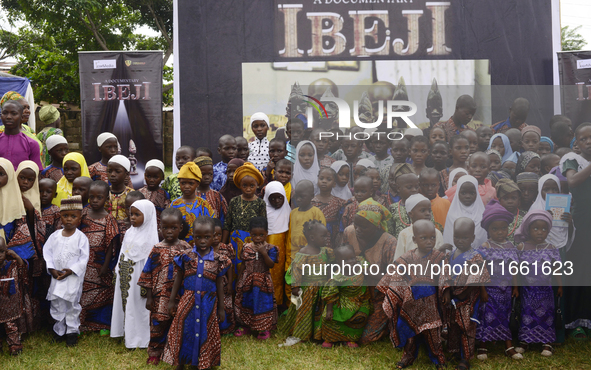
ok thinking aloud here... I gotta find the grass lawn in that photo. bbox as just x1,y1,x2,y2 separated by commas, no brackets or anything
3,325,591,370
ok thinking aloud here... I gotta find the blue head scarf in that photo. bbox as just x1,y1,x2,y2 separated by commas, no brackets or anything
540,136,554,153
487,133,514,164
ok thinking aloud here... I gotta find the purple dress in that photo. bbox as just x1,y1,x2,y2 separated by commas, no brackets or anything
476,240,519,342
518,242,560,344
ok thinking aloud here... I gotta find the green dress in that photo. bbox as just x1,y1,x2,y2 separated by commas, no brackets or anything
314,256,372,343
280,247,334,341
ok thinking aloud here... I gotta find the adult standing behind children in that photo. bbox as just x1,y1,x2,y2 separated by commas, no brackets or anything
36,105,64,167
491,97,529,134
0,100,43,170
433,95,477,140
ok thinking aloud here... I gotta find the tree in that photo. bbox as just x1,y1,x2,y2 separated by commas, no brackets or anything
561,25,587,52
0,0,173,105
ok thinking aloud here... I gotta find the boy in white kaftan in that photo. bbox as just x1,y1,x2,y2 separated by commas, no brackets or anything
44,196,89,342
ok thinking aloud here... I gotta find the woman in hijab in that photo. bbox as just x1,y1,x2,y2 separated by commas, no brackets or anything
111,199,158,349
341,199,397,345
443,175,487,249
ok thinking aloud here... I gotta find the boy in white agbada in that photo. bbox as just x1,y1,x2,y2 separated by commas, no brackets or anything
111,199,158,349
44,195,90,347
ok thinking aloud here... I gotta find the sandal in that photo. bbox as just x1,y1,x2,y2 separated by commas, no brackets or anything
257,330,271,340
504,346,523,360
514,342,528,354
476,347,487,360
570,327,588,341
346,341,359,348
321,341,333,348
541,344,553,357
234,327,250,337
455,359,469,370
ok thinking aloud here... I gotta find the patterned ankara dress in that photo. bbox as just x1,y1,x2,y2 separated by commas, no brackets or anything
0,260,23,353
440,248,490,360
162,248,231,368
215,243,236,335
377,249,448,366
105,187,134,232
170,197,215,245
138,186,171,228
234,243,278,332
40,164,63,182
138,240,190,358
314,257,371,344
518,242,560,344
223,197,266,275
311,196,346,247
197,189,228,225
79,212,120,331
280,247,335,341
476,240,519,342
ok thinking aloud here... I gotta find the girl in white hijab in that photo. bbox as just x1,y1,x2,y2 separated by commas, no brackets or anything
291,140,320,195
263,181,291,305
528,174,575,250
111,199,159,349
330,161,353,200
443,175,487,249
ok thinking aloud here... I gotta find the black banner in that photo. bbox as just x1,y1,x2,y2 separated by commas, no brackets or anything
79,51,163,188
558,51,591,128
177,0,555,156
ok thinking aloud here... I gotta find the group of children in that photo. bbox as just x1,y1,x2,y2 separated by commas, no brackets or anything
1,99,591,369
